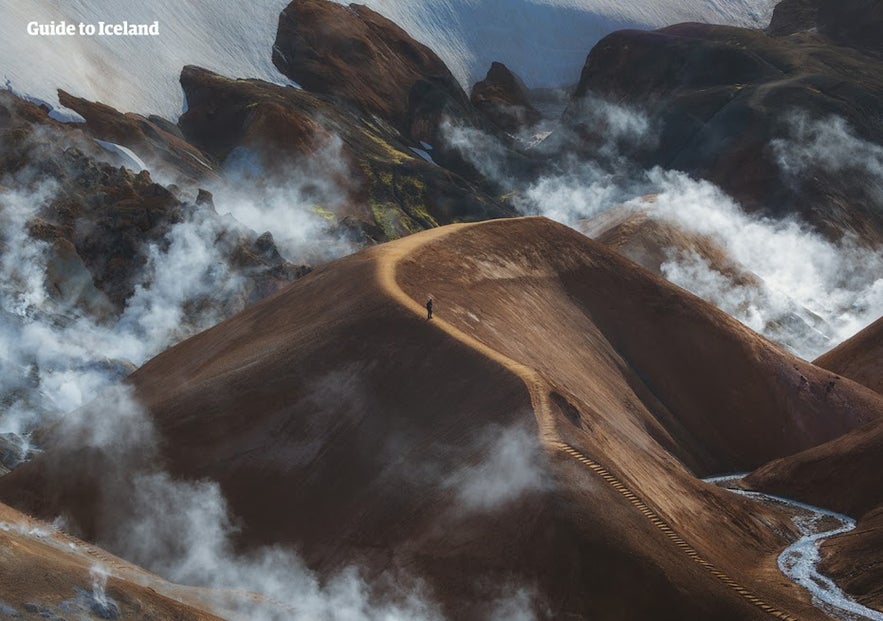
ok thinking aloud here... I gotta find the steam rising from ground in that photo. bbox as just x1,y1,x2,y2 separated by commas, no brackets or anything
773,112,883,205
0,133,354,453
443,103,883,359
58,386,443,621
445,424,548,511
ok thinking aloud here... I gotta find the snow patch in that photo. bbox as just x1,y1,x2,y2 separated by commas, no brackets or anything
93,139,147,172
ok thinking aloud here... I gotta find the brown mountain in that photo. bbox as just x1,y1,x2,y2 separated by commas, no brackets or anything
2,218,880,619
813,316,883,394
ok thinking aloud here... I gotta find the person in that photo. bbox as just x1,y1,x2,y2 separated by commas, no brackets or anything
426,296,433,320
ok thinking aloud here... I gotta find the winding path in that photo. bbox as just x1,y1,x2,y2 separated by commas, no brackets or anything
376,222,801,621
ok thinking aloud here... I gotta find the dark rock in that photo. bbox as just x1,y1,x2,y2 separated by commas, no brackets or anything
767,0,819,35
471,62,542,133
195,188,214,208
272,0,481,144
567,22,883,243
178,66,514,242
0,89,311,318
57,90,216,184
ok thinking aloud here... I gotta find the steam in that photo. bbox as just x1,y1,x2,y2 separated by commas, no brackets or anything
88,564,120,619
209,136,357,264
772,112,883,204
49,385,442,621
488,588,542,621
0,110,359,456
445,424,548,511
442,103,883,359
640,169,883,359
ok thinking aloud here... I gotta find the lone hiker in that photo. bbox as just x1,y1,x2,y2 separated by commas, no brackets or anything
426,296,433,320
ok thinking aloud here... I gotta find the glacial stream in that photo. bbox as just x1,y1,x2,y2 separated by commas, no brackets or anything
705,475,883,621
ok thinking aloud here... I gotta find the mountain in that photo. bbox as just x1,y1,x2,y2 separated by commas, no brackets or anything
813,316,883,394
2,217,879,619
566,6,883,244
1,0,777,119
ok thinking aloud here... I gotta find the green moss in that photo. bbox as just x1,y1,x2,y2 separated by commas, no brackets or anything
364,132,410,164
310,205,336,223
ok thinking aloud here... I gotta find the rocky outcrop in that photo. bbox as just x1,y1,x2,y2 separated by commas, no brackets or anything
57,90,215,184
567,19,883,244
272,0,481,146
0,90,305,316
178,65,513,242
471,62,541,133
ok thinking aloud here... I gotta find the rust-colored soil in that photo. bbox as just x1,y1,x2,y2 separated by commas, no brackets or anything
2,217,880,619
814,316,883,395
0,502,222,620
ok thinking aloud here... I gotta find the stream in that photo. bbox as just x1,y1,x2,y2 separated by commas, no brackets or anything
705,475,883,621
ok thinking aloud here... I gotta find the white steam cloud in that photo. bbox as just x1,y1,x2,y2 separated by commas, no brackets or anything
210,136,357,264
772,112,883,204
0,130,355,460
444,424,548,512
640,170,883,359
442,102,883,360
57,386,443,621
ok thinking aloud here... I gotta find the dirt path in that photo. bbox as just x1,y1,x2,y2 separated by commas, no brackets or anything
376,222,800,621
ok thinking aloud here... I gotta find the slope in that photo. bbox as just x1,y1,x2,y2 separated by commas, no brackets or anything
0,501,224,620
813,316,883,394
2,218,880,619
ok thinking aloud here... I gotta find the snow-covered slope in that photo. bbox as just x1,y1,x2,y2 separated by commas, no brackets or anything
3,0,776,119
354,0,776,90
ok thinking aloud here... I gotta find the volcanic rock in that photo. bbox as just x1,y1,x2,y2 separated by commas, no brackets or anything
178,65,513,242
471,62,541,133
57,90,215,184
0,89,305,315
271,0,481,146
567,18,883,243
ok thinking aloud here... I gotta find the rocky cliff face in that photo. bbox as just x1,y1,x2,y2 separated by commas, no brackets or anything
0,91,305,316
272,0,481,145
566,10,883,244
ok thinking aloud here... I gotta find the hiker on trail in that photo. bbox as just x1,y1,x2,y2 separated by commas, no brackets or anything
426,296,433,320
